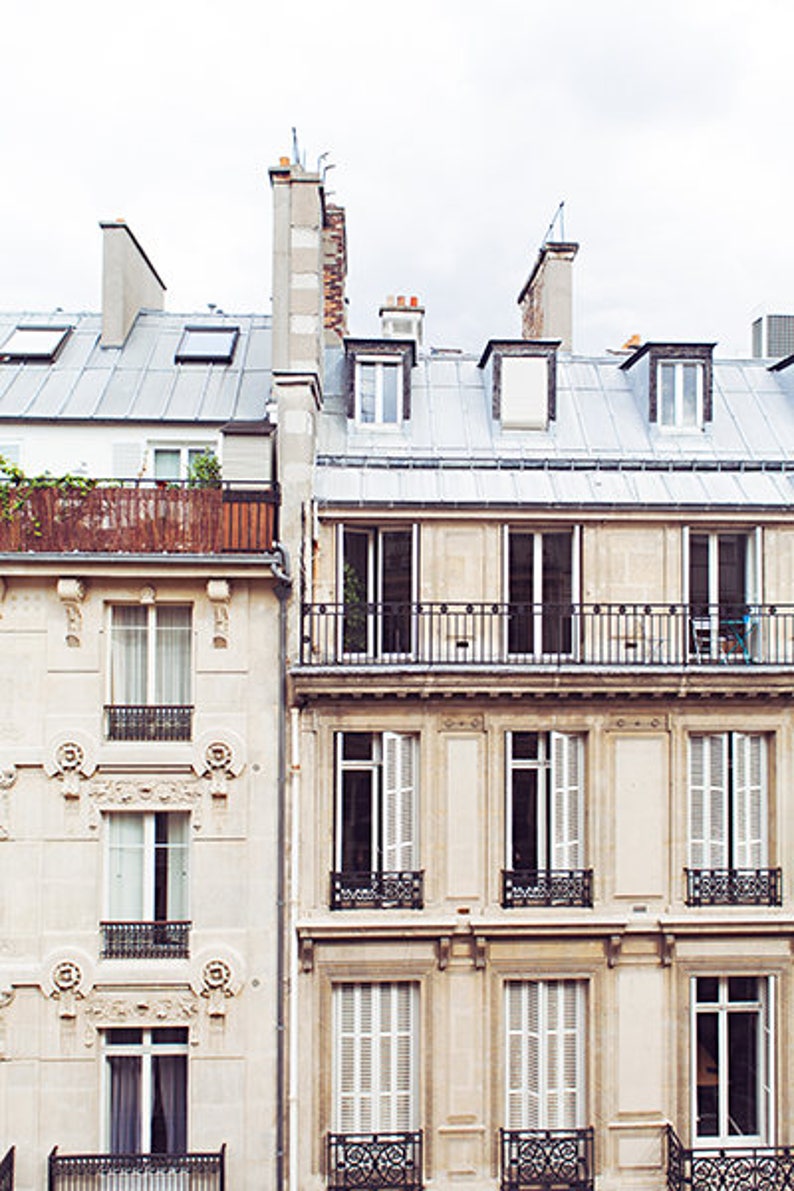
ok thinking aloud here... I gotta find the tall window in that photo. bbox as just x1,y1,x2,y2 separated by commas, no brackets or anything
355,359,402,425
333,983,418,1134
104,813,189,957
505,980,586,1130
693,976,771,1145
507,529,578,657
108,606,192,740
340,527,416,656
659,361,703,428
105,1027,188,1154
689,734,767,872
687,530,759,661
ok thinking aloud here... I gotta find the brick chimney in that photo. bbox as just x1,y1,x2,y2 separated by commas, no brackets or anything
517,241,578,351
100,220,165,347
323,203,348,344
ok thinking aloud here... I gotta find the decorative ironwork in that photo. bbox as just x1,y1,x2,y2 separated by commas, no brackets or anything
0,1147,14,1191
686,868,782,907
500,1128,594,1191
300,602,794,668
665,1127,794,1191
48,1146,225,1191
502,870,593,909
330,871,424,910
100,921,191,959
327,1132,422,1191
105,705,193,742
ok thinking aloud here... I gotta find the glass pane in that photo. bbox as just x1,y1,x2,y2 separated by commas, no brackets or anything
111,606,148,704
729,977,758,1002
511,769,540,869
696,1012,719,1137
153,450,181,480
108,814,145,920
154,813,189,920
728,1011,758,1135
718,535,746,614
512,732,540,761
153,1028,189,1045
381,531,413,653
106,1029,143,1045
151,1054,187,1154
109,1054,142,1153
381,364,400,423
508,533,534,654
689,535,710,613
341,771,374,871
342,733,373,761
682,364,699,426
543,532,573,654
343,530,370,653
696,977,719,1003
176,327,237,363
154,606,191,705
358,364,376,423
660,363,676,425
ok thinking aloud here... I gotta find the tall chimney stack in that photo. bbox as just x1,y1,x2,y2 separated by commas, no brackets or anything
518,241,578,351
99,221,165,347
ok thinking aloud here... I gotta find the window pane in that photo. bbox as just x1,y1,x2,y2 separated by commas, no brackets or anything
729,977,758,1002
154,813,189,920
682,364,699,426
660,363,676,425
111,606,148,704
342,733,373,761
696,977,719,1003
358,364,376,423
728,1011,758,1135
108,814,145,920
155,607,191,705
511,769,540,869
381,364,399,423
151,1054,187,1154
381,531,413,653
513,732,540,761
341,771,374,871
109,1055,142,1153
696,1012,719,1137
153,449,181,480
543,532,573,654
508,533,534,654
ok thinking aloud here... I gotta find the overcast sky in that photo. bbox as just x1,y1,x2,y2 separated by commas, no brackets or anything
1,0,792,357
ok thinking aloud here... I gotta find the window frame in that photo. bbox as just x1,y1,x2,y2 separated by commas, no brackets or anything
505,731,585,872
104,811,190,923
108,603,193,708
102,1026,189,1154
334,732,419,875
354,356,403,427
149,443,215,481
504,526,581,659
658,360,704,429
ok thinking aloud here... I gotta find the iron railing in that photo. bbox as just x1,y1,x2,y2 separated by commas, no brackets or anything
0,481,278,554
330,871,424,910
48,1146,225,1191
100,921,191,959
0,1147,14,1191
104,706,193,742
327,1132,422,1191
500,1128,594,1191
502,870,593,909
666,1126,794,1190
685,868,782,907
300,602,794,668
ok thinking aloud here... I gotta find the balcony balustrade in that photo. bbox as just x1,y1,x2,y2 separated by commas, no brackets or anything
330,871,424,910
685,868,782,907
500,1128,594,1191
327,1133,422,1191
48,1147,225,1191
300,602,794,668
100,921,191,959
0,1147,14,1191
502,870,593,909
0,481,278,555
666,1126,794,1191
105,705,193,742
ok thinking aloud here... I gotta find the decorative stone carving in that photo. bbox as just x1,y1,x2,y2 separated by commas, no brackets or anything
82,992,199,1043
192,731,245,798
0,765,17,789
139,585,156,605
45,732,97,801
203,742,233,797
50,958,85,1019
200,959,233,1018
56,578,86,647
206,579,231,648
87,778,203,831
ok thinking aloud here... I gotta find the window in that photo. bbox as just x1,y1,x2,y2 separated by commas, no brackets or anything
687,734,778,906
174,326,239,364
103,813,189,957
687,529,760,662
107,605,192,741
503,732,590,907
333,733,420,909
105,1027,188,1154
355,358,402,425
692,976,772,1145
507,528,579,657
340,526,416,657
0,325,71,362
151,445,214,481
658,361,703,428
333,983,418,1132
505,980,586,1130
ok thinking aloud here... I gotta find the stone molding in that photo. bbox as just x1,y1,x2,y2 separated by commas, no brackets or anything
56,577,87,647
206,579,231,648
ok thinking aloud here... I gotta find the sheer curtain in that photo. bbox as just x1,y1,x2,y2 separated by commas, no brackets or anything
155,608,191,705
108,815,145,920
109,1055,141,1153
111,607,148,704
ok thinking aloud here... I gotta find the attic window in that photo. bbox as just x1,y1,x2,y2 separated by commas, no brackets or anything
619,342,714,425
0,325,72,362
478,340,559,429
658,360,703,428
175,326,239,364
344,339,415,423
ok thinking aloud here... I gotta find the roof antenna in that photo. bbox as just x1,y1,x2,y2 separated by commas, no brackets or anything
541,201,566,247
291,127,303,167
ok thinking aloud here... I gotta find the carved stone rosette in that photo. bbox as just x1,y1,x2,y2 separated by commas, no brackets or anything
45,733,97,800
192,731,245,798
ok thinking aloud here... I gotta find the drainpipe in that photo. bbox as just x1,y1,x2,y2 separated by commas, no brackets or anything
270,540,292,1191
288,705,301,1191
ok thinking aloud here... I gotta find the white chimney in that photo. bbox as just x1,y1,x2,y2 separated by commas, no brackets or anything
517,242,578,351
100,220,166,347
380,295,424,346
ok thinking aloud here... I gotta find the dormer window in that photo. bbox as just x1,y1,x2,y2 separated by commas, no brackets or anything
345,339,415,425
659,360,703,428
478,340,559,430
620,341,714,427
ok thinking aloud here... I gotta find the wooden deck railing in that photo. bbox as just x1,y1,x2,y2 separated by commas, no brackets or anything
0,483,278,554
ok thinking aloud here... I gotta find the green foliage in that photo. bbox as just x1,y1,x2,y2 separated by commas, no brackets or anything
0,454,98,534
187,450,222,489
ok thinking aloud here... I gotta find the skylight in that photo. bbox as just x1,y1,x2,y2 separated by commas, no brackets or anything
175,326,239,364
0,325,72,362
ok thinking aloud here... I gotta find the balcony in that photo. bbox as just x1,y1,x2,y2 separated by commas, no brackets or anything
327,1132,422,1191
100,921,191,959
48,1147,225,1191
0,1148,14,1191
500,1128,594,1191
0,481,278,555
666,1126,794,1191
685,868,782,907
330,871,424,910
300,602,794,668
502,870,593,909
105,705,193,742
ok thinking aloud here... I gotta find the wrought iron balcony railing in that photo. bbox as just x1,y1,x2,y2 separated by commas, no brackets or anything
502,870,594,909
300,602,794,668
666,1126,794,1191
48,1146,225,1191
100,920,191,959
686,868,782,907
0,1147,14,1191
105,705,194,742
500,1128,594,1191
331,871,424,910
0,481,278,555
327,1132,422,1191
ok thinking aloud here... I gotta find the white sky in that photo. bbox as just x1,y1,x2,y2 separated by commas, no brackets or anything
1,0,792,357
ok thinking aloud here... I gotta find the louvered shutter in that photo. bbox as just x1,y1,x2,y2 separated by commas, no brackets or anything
506,982,540,1129
733,734,767,869
506,981,584,1131
383,734,417,872
689,736,729,869
550,733,584,870
335,984,416,1134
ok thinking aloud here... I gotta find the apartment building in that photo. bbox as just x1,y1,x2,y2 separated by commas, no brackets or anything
292,230,794,1191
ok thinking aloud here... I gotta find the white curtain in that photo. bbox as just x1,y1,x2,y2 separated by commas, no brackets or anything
111,607,148,705
108,815,145,920
155,608,191,705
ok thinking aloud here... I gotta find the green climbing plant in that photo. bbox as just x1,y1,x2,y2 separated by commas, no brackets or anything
0,454,98,534
187,450,222,489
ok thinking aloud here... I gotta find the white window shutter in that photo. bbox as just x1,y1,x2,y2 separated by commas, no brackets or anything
689,736,728,869
506,981,540,1129
383,734,417,872
335,984,416,1134
112,442,143,480
506,981,583,1131
108,815,145,919
733,735,767,869
550,733,584,870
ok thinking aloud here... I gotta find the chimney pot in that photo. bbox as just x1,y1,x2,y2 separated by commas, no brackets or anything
397,295,406,307
410,296,418,308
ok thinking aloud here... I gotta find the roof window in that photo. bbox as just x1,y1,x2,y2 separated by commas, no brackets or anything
620,342,714,427
0,325,72,362
345,339,415,424
175,325,239,364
